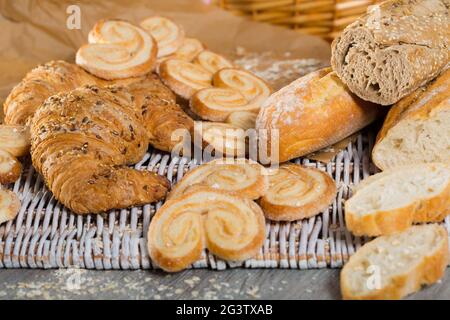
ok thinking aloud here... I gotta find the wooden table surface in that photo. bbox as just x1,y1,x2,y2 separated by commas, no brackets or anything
0,268,449,300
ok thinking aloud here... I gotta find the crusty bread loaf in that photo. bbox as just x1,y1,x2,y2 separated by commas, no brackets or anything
345,163,450,236
341,224,449,300
256,68,380,163
332,0,449,105
372,68,450,170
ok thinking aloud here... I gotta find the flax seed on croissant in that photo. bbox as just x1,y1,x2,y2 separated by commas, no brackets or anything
4,60,98,125
30,85,170,214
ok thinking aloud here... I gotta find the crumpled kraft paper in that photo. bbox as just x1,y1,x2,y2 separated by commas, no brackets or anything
0,0,331,103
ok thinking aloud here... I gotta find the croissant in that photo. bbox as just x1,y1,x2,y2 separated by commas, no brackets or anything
30,85,170,214
126,74,194,153
3,60,97,125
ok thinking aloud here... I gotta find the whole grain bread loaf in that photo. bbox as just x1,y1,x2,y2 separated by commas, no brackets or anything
331,0,449,105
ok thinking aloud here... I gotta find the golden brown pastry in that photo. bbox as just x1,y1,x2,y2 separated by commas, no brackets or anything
190,68,272,121
172,38,205,62
193,50,234,74
0,189,20,225
167,158,268,200
76,19,157,80
3,61,98,125
147,187,266,272
260,163,336,221
0,150,22,184
158,59,212,99
0,125,31,156
194,121,247,157
30,85,170,214
127,74,194,153
140,16,185,58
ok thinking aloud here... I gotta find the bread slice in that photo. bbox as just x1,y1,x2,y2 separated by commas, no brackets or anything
332,0,449,105
345,163,450,236
372,68,450,170
0,189,20,225
341,224,449,300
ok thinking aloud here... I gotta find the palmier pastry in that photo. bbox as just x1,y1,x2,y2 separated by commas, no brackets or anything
193,50,233,74
168,158,268,200
0,150,22,184
194,121,247,157
190,68,272,121
226,111,257,130
76,19,157,80
260,163,336,221
158,59,212,99
140,16,185,58
147,188,266,272
173,38,205,62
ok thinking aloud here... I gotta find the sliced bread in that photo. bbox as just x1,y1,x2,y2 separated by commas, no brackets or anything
341,224,449,300
372,68,450,171
345,163,450,236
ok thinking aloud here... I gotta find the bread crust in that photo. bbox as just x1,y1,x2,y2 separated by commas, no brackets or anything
256,68,380,163
332,0,449,105
345,163,450,236
372,68,450,170
260,163,336,221
341,224,449,300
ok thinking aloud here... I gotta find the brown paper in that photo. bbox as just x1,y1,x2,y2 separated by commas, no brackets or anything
0,0,331,106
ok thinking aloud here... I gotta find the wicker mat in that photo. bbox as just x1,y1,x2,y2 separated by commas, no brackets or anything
2,130,448,270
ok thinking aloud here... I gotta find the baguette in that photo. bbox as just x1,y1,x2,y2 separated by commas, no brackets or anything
256,68,380,163
331,0,449,105
372,68,450,170
345,163,450,236
341,224,449,300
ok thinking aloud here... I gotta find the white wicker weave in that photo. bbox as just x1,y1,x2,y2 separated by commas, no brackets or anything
1,131,449,270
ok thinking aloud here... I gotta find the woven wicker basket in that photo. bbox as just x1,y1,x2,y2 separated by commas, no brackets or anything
217,0,379,40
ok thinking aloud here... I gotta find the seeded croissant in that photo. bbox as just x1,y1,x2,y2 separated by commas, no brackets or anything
30,85,170,214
